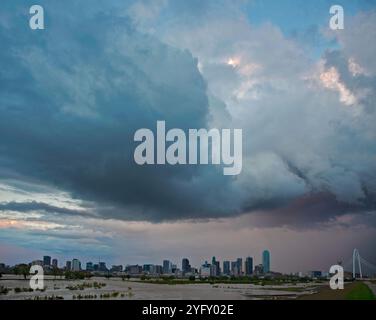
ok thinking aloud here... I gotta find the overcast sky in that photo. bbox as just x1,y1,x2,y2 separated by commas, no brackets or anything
0,0,376,273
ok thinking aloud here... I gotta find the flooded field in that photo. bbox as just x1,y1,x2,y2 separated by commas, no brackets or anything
0,275,320,300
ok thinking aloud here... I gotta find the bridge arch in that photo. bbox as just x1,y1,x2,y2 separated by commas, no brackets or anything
353,249,363,279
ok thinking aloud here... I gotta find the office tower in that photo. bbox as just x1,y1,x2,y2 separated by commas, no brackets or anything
143,264,154,273
231,261,239,276
200,261,211,278
163,260,172,274
52,258,58,268
43,256,51,266
182,258,191,274
98,261,108,272
86,262,94,271
72,259,81,272
223,261,230,275
111,265,123,273
211,257,220,276
245,257,253,275
155,265,163,275
254,264,264,275
236,258,243,275
262,250,270,273
127,265,142,275
66,260,72,271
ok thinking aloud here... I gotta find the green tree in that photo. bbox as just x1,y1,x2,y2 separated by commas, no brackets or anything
15,264,29,280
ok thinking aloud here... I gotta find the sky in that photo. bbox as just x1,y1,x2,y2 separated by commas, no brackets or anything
0,0,376,274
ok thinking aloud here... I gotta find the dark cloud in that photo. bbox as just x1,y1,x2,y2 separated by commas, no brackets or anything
0,201,88,217
243,192,376,229
0,1,375,228
0,0,241,221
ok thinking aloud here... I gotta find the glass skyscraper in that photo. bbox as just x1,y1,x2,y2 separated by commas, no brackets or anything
245,257,253,275
262,250,270,273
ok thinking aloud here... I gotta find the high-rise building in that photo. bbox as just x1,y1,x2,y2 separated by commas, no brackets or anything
254,264,264,275
155,265,163,275
211,257,220,276
236,258,243,275
66,260,72,271
99,262,108,272
72,259,81,272
163,260,172,274
182,258,191,274
231,261,239,276
245,257,253,275
223,261,230,275
52,259,58,268
143,264,154,273
43,256,51,266
262,250,270,273
86,262,94,271
200,261,211,278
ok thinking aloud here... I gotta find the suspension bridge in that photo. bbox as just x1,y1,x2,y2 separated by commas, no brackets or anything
340,249,376,279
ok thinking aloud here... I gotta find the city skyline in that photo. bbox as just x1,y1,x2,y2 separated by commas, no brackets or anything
2,248,375,277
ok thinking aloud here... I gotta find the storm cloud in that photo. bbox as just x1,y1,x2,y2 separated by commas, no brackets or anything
0,0,376,228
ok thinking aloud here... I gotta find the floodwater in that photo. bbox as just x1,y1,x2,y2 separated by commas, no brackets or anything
0,275,318,300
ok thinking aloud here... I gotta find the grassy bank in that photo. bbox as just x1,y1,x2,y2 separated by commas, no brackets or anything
346,282,375,300
299,281,375,300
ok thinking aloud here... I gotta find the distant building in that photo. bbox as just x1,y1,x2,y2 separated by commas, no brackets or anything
86,262,94,271
254,264,264,276
182,258,191,275
245,257,253,275
43,256,51,266
127,265,142,275
236,258,243,275
72,259,81,272
262,250,270,273
223,261,230,275
212,257,220,276
231,261,239,276
32,260,44,266
200,261,211,278
99,262,108,272
66,261,72,271
111,265,123,273
143,264,155,274
310,271,322,278
52,259,58,268
155,265,163,275
210,264,218,277
163,260,172,274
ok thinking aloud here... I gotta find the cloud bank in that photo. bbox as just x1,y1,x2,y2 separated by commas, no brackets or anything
0,0,375,229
